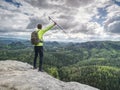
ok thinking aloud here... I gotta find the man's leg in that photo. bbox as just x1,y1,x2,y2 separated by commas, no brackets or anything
33,46,38,69
38,46,44,71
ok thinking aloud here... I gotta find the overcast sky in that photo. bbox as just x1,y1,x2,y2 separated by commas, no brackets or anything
0,0,120,42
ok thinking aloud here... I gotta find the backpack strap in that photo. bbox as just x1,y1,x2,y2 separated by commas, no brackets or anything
37,30,43,43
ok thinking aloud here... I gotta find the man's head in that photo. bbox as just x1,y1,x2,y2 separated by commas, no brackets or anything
37,24,42,29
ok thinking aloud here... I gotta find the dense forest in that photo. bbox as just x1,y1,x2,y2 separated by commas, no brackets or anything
0,37,120,90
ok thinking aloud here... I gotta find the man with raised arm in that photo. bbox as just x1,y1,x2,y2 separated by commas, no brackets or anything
33,22,56,71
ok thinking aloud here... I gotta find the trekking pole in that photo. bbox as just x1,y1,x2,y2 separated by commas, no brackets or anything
48,16,71,38
49,17,64,31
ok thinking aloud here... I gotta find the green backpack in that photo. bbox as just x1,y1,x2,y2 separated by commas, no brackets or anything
31,31,40,45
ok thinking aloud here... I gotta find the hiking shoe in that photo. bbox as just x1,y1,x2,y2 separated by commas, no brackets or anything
38,69,44,72
33,67,37,69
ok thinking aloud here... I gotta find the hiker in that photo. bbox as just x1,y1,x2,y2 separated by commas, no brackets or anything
33,22,56,71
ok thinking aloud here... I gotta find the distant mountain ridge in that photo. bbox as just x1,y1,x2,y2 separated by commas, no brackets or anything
72,41,120,50
1,37,120,50
0,37,27,44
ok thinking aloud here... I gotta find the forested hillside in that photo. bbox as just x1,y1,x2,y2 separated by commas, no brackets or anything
0,38,120,90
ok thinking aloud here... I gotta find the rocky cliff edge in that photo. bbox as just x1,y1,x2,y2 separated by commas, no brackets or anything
0,60,99,90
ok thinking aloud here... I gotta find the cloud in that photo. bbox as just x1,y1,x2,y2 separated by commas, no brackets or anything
0,11,29,29
65,0,95,7
104,4,120,34
116,0,120,2
107,21,120,33
25,0,48,8
0,31,30,39
0,0,120,42
26,16,48,29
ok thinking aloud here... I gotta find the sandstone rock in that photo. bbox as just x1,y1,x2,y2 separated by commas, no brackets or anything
0,60,99,90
